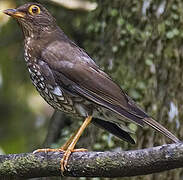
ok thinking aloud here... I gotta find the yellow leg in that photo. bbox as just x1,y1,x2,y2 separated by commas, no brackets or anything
60,116,92,171
33,128,82,153
33,116,93,172
61,127,86,150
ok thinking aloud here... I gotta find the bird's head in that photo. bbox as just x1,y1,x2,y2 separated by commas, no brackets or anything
3,3,57,38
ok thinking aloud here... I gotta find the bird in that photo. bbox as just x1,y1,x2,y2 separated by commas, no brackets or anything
4,2,180,172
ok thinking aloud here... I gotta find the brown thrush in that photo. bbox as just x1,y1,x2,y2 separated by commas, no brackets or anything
4,3,180,172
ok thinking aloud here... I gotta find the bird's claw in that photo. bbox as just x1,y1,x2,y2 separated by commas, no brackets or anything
33,148,87,173
61,148,88,172
33,148,65,154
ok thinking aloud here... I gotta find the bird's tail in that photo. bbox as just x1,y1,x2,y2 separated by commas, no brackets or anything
143,117,180,143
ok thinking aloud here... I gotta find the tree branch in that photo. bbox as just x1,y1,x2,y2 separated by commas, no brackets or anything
0,143,183,179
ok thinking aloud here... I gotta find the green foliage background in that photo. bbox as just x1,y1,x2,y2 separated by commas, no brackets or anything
0,0,182,179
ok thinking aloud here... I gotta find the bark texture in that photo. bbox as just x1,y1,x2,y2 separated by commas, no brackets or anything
0,143,183,179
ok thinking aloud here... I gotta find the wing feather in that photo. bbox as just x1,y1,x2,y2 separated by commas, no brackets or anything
41,40,149,127
40,40,180,143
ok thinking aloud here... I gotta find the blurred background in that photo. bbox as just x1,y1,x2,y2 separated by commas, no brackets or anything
0,0,183,179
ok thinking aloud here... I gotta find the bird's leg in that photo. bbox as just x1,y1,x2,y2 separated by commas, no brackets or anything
33,128,83,153
60,128,87,151
33,116,92,172
60,115,92,171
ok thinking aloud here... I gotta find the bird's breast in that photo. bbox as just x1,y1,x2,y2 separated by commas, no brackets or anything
23,37,98,117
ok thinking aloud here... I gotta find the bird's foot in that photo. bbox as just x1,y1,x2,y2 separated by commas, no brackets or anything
61,148,87,172
33,148,65,154
33,148,87,172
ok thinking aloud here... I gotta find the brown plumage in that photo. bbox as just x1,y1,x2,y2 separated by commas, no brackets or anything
4,2,180,172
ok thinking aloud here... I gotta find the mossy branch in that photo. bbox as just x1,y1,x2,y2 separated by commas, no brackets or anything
0,143,183,179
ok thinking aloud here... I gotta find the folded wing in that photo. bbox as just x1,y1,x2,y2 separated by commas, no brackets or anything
41,39,180,143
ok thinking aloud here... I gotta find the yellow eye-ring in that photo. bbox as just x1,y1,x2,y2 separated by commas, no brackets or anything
29,5,41,15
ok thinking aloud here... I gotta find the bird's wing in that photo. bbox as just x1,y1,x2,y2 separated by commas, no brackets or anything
41,40,149,127
40,40,180,143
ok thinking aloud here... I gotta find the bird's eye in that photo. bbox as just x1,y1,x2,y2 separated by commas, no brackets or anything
29,5,41,15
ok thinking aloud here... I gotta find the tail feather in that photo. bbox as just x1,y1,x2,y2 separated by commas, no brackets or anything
92,118,135,144
143,117,180,143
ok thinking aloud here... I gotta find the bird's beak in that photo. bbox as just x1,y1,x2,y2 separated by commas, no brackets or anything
3,9,25,19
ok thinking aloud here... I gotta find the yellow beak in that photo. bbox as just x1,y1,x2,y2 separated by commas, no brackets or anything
3,9,25,18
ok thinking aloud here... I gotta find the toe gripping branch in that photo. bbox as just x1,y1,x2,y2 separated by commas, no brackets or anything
33,116,92,173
